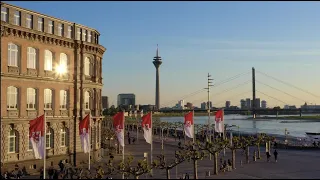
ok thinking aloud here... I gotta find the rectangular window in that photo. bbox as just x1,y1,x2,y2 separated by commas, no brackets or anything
44,89,52,109
27,88,36,109
67,25,72,38
60,90,67,109
14,11,21,26
87,31,91,43
48,20,54,34
60,129,66,147
9,131,16,153
58,23,64,36
76,28,81,40
26,14,33,29
82,29,86,41
93,34,96,44
1,7,8,22
8,43,19,67
44,50,53,71
7,87,18,110
38,17,44,32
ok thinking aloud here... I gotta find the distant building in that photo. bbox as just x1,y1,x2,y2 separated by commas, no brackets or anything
255,98,261,109
246,98,251,109
178,100,185,110
207,101,212,109
240,99,246,109
301,102,320,110
261,100,267,109
225,101,231,108
117,93,136,107
201,102,207,109
102,96,109,109
140,104,156,112
186,102,193,109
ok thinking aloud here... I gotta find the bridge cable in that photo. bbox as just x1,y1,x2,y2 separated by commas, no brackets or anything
214,71,251,87
256,90,288,105
211,80,251,97
256,80,308,104
212,90,252,107
256,70,320,98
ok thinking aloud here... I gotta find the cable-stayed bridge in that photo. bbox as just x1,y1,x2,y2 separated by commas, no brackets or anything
158,67,320,116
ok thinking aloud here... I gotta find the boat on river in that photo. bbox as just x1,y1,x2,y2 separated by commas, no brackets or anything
305,132,320,141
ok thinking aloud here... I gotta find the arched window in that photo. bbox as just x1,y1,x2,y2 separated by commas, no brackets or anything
8,43,19,66
60,128,66,147
60,90,67,109
59,53,68,72
7,86,18,109
27,47,37,69
84,57,90,76
27,88,36,109
84,91,90,110
8,130,17,153
44,89,53,109
44,50,53,71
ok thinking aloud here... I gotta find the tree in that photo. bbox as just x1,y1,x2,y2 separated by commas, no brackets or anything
240,136,254,164
117,155,156,179
155,150,186,179
198,138,229,175
228,136,244,169
253,133,267,159
180,141,206,179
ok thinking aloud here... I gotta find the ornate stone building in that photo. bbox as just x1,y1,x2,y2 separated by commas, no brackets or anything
1,2,106,171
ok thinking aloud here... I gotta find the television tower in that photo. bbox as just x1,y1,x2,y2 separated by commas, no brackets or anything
153,44,162,111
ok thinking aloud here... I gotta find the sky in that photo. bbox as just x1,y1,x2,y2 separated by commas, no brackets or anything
7,1,320,108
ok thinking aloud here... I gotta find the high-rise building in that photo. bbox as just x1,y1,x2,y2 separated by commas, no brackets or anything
255,98,261,109
1,2,106,171
246,98,251,109
225,101,231,108
201,102,207,109
178,100,185,109
261,100,267,109
207,101,213,109
240,99,246,109
117,94,136,107
102,96,109,109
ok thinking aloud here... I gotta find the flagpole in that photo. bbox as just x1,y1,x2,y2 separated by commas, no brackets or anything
122,111,125,179
43,113,46,179
151,111,153,176
88,113,91,170
136,112,139,144
193,110,195,143
222,109,226,156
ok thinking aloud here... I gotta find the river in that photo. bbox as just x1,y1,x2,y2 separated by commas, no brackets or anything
158,114,320,138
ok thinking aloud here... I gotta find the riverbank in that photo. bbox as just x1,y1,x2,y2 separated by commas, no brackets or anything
247,115,320,120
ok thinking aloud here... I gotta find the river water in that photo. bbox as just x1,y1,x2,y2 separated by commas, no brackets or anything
158,114,320,138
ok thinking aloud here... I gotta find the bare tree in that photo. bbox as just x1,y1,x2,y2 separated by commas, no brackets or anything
117,156,157,179
155,150,186,179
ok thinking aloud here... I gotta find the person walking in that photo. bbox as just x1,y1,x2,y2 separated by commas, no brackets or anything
128,137,131,145
266,152,271,162
273,149,278,162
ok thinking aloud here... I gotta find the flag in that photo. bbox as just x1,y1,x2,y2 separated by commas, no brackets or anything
79,114,90,153
113,112,125,147
141,112,152,144
29,114,45,159
184,111,194,138
215,110,224,133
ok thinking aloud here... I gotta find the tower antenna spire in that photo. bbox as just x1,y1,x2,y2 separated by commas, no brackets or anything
156,44,159,57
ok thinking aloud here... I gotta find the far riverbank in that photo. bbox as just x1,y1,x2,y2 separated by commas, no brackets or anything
247,115,320,120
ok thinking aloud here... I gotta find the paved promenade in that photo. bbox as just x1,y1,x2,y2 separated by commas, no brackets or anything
21,130,320,179
100,131,320,179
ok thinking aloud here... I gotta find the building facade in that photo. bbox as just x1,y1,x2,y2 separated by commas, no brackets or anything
102,96,109,109
261,100,267,109
117,94,136,107
225,101,230,108
240,99,246,109
1,2,106,171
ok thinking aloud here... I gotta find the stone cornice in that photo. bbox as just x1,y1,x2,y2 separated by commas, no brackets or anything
1,23,106,57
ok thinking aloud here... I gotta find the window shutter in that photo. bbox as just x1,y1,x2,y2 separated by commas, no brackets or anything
15,131,19,153
66,128,69,147
50,129,54,148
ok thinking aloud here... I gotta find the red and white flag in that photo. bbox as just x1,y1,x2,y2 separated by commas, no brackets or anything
79,114,90,153
184,111,194,138
141,112,152,144
215,110,224,133
29,114,45,159
113,112,125,147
